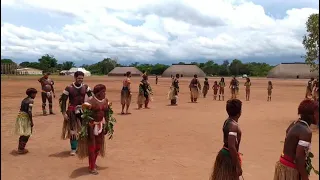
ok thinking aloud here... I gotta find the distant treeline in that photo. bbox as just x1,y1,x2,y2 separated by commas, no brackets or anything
2,54,274,76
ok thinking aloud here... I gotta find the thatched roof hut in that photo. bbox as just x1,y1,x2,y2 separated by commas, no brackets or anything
267,63,318,79
162,64,206,77
108,67,142,76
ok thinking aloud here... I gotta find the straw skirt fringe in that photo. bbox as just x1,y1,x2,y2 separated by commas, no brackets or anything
77,136,106,159
121,90,131,105
210,150,238,180
190,87,199,99
273,161,300,180
15,112,32,136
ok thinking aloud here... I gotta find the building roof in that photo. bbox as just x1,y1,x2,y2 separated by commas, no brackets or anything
162,64,206,77
108,67,142,76
267,63,319,79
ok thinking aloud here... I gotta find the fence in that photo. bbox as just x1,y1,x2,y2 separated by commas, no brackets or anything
1,63,18,75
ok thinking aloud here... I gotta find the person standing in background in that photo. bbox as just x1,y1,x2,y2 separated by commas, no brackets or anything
202,78,210,98
38,72,55,115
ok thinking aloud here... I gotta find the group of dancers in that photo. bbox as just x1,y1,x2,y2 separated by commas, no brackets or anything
168,74,275,103
14,71,319,179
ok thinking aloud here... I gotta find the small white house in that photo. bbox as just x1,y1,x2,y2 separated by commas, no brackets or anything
16,68,43,75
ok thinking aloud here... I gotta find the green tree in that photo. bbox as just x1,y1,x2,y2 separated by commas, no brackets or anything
302,13,319,71
229,59,244,76
1,59,15,64
38,54,58,72
86,58,119,75
219,60,230,76
61,61,75,70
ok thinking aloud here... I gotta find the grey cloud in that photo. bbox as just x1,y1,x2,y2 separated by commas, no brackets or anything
136,2,226,28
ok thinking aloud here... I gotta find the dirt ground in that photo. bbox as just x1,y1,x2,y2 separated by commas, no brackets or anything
1,75,319,180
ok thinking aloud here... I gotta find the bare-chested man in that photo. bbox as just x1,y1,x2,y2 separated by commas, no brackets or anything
229,77,238,99
274,99,319,180
38,72,55,115
59,71,93,156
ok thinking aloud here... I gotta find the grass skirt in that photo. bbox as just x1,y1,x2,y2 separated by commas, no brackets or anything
210,148,238,180
15,112,32,136
273,161,300,180
137,94,146,105
168,88,178,100
190,87,199,99
121,89,131,105
77,135,106,159
202,86,209,96
61,111,81,140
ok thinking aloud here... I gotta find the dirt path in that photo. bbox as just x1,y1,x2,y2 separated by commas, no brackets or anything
1,76,319,180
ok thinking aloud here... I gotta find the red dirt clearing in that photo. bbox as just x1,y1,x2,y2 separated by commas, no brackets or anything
1,76,319,180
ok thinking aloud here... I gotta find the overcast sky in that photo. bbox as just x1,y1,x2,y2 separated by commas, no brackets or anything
1,0,319,65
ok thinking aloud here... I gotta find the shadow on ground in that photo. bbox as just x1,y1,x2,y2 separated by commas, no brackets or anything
69,166,108,178
48,151,71,158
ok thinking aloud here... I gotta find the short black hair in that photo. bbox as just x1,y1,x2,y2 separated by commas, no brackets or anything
126,71,131,77
226,99,242,117
205,77,208,80
194,74,198,78
176,74,180,78
74,71,85,77
26,88,38,97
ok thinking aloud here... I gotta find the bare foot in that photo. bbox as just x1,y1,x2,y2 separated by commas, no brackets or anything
17,149,29,154
89,169,99,175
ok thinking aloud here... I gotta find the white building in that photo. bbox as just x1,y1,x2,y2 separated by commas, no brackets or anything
16,68,43,75
67,67,91,76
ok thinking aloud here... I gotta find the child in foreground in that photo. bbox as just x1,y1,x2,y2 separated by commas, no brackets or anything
15,88,38,154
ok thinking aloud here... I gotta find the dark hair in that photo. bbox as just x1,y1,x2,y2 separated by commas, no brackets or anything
74,71,85,78
268,81,272,85
221,77,224,82
214,81,217,84
93,84,106,95
176,74,180,78
26,88,38,97
246,78,250,82
311,77,314,81
298,99,318,115
194,74,198,78
205,77,208,80
126,71,131,77
226,99,242,117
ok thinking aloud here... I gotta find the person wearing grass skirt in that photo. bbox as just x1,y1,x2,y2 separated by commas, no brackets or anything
15,88,38,154
59,71,93,156
189,74,201,103
274,99,319,180
210,99,243,180
168,74,180,105
137,74,152,109
121,71,132,114
202,77,209,98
